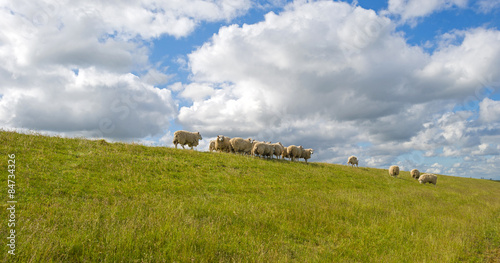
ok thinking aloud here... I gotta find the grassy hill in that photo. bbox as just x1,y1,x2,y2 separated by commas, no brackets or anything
1,130,499,262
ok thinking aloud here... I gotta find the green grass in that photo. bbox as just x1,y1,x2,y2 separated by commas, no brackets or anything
1,130,499,262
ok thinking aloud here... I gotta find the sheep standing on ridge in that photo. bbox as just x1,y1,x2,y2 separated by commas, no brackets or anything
209,140,216,152
411,169,420,179
272,142,284,159
230,137,254,155
173,130,202,150
300,148,314,164
252,142,274,158
287,145,303,162
419,173,437,185
281,146,290,160
215,135,233,153
347,156,358,167
389,165,399,177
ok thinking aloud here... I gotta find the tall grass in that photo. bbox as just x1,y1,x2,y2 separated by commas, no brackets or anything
1,130,499,262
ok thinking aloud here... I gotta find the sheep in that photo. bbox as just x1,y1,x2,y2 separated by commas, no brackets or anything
418,173,437,185
215,135,233,153
411,169,420,179
173,130,202,150
209,140,216,152
272,142,284,159
347,156,358,167
230,137,254,155
281,146,290,160
389,165,399,177
300,148,314,164
251,142,274,158
287,145,303,162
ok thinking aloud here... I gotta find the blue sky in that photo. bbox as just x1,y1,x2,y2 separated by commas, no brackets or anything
1,0,500,179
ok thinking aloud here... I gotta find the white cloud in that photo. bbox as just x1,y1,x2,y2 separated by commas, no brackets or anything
476,0,500,13
183,1,424,128
385,0,468,24
479,98,500,123
0,67,177,139
0,0,254,139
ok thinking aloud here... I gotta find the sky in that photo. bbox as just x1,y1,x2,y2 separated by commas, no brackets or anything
1,0,500,180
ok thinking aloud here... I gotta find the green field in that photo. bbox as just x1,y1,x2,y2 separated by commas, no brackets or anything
1,131,499,262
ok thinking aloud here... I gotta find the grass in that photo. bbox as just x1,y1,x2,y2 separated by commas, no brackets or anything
1,130,499,262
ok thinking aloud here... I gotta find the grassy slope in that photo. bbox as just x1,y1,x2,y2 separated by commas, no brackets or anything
1,131,499,262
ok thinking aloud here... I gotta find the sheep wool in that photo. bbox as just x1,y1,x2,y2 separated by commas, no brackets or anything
419,173,437,185
287,145,303,162
230,137,254,155
215,135,233,153
272,142,284,159
173,130,202,150
347,156,358,167
252,142,274,158
281,147,290,160
389,165,399,177
209,140,216,152
301,148,314,164
411,169,421,179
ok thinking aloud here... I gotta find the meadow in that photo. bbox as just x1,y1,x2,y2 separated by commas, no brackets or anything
1,130,499,262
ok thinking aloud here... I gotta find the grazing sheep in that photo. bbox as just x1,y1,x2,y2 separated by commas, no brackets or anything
173,130,202,150
287,145,303,162
215,135,233,153
419,173,437,185
209,140,216,152
347,156,358,167
411,169,421,179
251,142,274,158
281,146,290,160
272,142,284,159
300,148,314,164
389,165,399,177
230,137,254,155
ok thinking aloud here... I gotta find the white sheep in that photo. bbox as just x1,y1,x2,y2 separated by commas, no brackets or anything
230,137,254,155
411,169,420,179
287,145,303,162
173,130,202,150
418,173,437,185
251,142,274,158
347,156,358,167
389,165,399,177
281,146,290,160
215,135,233,153
209,140,216,152
300,148,314,164
272,142,284,159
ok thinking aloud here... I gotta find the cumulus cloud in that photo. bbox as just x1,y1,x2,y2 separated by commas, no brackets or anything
385,0,468,24
479,98,500,123
183,1,422,128
0,67,177,139
0,0,254,139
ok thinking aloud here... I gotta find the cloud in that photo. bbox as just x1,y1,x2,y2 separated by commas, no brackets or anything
385,0,468,24
479,98,500,123
475,0,500,13
0,0,254,139
0,67,177,139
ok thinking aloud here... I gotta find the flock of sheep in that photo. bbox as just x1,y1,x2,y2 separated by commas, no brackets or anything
173,130,437,185
347,156,436,184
